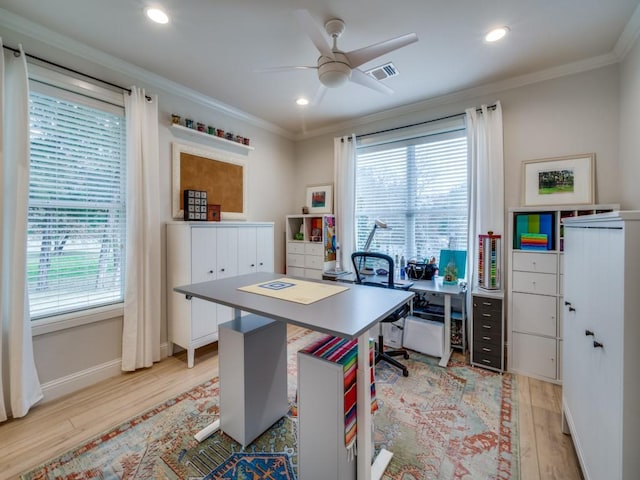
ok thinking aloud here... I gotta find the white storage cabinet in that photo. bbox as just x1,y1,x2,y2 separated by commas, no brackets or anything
166,222,274,367
562,211,640,480
285,214,336,279
507,204,618,382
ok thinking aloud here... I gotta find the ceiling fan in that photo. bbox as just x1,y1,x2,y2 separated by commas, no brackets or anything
262,10,418,103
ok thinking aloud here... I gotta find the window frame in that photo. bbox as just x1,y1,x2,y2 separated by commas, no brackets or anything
354,118,469,270
27,65,127,334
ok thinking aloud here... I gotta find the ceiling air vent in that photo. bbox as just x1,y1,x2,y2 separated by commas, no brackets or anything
365,62,399,81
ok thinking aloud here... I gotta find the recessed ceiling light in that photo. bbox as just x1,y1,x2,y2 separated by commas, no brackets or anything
485,26,509,43
296,97,310,106
146,7,169,24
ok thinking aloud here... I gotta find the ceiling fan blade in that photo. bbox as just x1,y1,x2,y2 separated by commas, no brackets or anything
294,9,334,59
254,66,317,73
346,33,418,68
311,84,327,105
350,68,394,95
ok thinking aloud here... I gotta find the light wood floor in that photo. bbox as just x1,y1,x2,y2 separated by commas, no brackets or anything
0,326,582,480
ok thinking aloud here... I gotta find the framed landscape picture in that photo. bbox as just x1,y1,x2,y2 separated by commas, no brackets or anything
522,154,594,206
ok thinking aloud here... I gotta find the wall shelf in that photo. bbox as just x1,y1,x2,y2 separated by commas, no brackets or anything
170,124,254,152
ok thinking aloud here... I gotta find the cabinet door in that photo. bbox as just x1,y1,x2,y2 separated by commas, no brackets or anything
238,227,258,275
216,227,239,278
565,228,628,478
191,227,217,283
191,228,218,339
256,226,274,272
216,227,239,325
511,292,556,336
512,332,557,380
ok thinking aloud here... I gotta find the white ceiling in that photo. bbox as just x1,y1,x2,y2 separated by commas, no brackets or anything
1,0,639,138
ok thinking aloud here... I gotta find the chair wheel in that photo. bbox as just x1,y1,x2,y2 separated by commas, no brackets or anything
403,352,410,359
402,370,409,377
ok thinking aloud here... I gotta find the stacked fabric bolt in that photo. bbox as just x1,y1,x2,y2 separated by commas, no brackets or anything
520,233,548,250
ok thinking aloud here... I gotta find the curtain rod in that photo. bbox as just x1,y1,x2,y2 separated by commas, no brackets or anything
2,44,151,100
357,104,497,139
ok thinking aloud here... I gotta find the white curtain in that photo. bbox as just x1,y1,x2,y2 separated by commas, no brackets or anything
0,41,43,422
122,87,161,371
333,134,356,272
466,102,504,288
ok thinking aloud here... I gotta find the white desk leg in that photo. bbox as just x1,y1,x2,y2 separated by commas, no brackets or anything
357,332,393,480
438,294,453,367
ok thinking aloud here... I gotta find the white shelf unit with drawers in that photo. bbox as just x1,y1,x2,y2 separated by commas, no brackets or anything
285,214,336,279
507,204,618,383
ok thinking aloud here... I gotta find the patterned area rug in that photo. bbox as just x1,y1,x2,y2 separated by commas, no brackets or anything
20,329,519,480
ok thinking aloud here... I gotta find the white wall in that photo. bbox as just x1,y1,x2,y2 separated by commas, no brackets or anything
619,34,640,209
295,65,621,218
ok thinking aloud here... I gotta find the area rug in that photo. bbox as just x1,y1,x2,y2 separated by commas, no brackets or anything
21,329,519,480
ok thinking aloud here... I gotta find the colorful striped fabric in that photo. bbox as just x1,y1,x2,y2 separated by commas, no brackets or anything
300,335,378,458
520,233,548,250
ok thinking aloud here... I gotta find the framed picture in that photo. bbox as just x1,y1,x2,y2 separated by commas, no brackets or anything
522,154,595,206
305,184,333,214
172,142,247,220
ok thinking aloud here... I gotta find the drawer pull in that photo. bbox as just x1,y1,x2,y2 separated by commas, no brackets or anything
482,336,491,341
564,300,572,306
593,341,604,348
482,325,492,329
208,270,214,274
482,301,492,306
568,306,576,312
585,330,594,337
482,359,491,364
482,313,492,317
482,347,492,352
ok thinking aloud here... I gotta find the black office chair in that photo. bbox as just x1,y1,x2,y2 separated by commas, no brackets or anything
351,251,410,377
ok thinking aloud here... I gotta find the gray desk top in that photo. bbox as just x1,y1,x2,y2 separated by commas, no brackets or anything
174,272,415,340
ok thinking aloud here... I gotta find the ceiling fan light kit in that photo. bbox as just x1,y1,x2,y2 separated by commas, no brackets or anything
318,53,351,87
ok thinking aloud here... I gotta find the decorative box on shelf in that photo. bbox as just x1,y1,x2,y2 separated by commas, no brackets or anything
207,204,221,222
183,189,208,221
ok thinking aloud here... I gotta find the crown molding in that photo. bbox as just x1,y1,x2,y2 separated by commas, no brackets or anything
0,8,294,140
614,2,640,60
296,51,620,141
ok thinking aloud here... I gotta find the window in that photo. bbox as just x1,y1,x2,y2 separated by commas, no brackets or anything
27,83,126,320
355,122,468,269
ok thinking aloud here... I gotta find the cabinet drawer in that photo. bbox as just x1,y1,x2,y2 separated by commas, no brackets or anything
513,251,557,274
473,296,502,313
474,318,501,335
512,292,557,337
474,340,502,357
473,328,501,346
287,242,305,255
305,242,323,256
473,305,501,323
472,349,502,369
512,271,557,295
304,268,323,280
287,253,305,268
305,255,323,269
287,266,304,277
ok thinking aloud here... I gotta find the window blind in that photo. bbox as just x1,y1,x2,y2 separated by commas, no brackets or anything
355,128,468,267
27,90,126,319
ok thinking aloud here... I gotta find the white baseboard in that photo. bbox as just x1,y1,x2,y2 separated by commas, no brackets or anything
40,342,171,403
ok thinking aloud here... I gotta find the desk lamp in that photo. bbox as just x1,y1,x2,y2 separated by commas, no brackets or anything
360,219,389,274
363,219,389,252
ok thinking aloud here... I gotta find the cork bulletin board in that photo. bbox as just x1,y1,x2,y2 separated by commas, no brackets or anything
172,142,247,220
